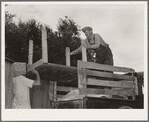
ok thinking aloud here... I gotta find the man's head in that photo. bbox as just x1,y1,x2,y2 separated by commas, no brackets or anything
12,62,26,77
82,26,93,38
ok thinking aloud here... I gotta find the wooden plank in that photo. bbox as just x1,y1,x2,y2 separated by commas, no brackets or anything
82,97,87,108
78,60,135,73
57,95,64,99
85,70,134,80
81,40,87,61
57,86,78,92
79,88,135,97
134,77,139,95
38,81,44,108
78,61,87,95
42,80,50,108
78,68,83,88
27,59,44,72
28,40,33,65
79,99,83,109
136,72,143,95
42,26,48,62
26,62,78,83
85,94,112,98
49,81,54,101
84,78,134,88
53,81,57,101
66,47,70,66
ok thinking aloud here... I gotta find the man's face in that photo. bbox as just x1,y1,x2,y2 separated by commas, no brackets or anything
84,30,92,37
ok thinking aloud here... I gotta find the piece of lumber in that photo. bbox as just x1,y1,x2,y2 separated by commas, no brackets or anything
26,62,78,83
28,40,33,65
49,81,54,101
27,59,45,72
82,97,87,108
85,94,112,98
78,61,87,91
81,40,87,61
85,70,135,80
57,95,65,99
54,81,57,101
42,26,48,62
42,80,50,108
57,86,78,92
66,47,70,66
78,60,135,73
84,78,134,88
134,77,139,95
79,87,135,97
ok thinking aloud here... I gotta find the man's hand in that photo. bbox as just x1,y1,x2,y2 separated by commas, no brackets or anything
31,69,41,86
81,43,88,48
70,46,82,56
81,41,88,48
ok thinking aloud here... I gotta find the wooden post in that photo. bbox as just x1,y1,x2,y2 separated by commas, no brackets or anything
53,81,57,102
65,47,70,66
49,81,57,108
82,97,87,108
49,81,54,108
81,40,87,61
78,61,87,95
28,40,33,64
49,81,54,101
42,25,48,62
133,77,138,100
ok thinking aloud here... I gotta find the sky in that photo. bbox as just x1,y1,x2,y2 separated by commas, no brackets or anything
5,2,146,72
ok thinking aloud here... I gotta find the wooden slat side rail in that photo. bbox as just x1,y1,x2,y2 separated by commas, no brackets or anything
27,59,45,72
85,70,135,81
83,78,134,88
79,88,135,97
78,60,135,73
57,86,78,92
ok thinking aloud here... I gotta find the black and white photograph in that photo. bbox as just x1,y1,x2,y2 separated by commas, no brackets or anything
1,1,148,121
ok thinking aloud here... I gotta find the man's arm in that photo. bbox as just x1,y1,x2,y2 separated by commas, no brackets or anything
31,70,41,85
87,34,101,49
70,39,89,55
70,46,82,55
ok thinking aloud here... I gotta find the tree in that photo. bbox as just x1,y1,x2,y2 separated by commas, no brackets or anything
56,16,82,66
5,11,18,60
5,11,16,23
5,12,82,67
5,11,49,62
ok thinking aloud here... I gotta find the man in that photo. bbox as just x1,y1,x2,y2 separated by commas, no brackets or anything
70,26,113,65
12,69,40,109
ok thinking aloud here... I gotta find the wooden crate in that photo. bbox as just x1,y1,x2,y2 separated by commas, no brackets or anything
77,60,138,100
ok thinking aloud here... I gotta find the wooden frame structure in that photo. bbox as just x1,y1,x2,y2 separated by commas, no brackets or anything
27,26,140,109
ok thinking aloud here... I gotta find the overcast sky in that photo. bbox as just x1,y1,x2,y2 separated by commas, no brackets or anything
5,2,146,72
